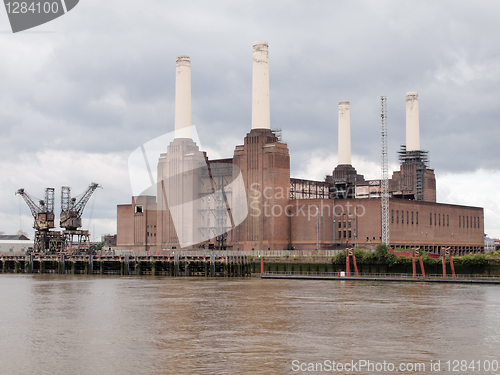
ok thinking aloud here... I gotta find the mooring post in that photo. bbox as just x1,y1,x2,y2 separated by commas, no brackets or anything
175,254,180,276
136,258,141,276
211,254,215,277
15,260,20,273
40,258,44,274
151,257,156,276
125,256,129,275
89,256,94,275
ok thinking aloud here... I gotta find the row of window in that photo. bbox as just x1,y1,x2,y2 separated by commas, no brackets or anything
429,213,449,227
339,230,352,239
459,215,480,229
392,210,419,225
391,210,481,229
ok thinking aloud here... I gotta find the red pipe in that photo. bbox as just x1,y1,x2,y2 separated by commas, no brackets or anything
346,252,350,276
260,258,264,276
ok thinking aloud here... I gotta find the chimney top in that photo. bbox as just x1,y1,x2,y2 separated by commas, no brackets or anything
176,56,190,66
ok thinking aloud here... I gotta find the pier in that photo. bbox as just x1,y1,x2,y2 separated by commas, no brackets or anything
0,253,251,277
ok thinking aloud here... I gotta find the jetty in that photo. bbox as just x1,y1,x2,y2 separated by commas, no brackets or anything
0,253,251,277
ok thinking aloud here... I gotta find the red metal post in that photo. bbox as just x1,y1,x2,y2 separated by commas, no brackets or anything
346,252,350,276
419,256,426,279
260,258,264,276
442,256,446,279
450,256,456,279
352,254,359,277
412,256,416,279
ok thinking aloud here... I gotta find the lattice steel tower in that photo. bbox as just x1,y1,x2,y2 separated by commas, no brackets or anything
381,96,390,246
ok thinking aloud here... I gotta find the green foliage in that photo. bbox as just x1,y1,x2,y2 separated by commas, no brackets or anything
94,241,105,251
454,253,487,267
394,255,412,265
420,252,441,266
332,250,346,265
374,243,398,265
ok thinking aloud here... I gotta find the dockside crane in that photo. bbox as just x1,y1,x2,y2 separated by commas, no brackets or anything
15,187,63,253
60,182,101,253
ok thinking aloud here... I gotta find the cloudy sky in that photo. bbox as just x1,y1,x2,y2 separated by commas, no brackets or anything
1,0,499,241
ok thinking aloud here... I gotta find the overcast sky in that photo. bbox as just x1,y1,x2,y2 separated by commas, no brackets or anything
1,0,499,241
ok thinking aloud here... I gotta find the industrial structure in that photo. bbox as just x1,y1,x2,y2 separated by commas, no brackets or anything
17,183,100,253
117,41,484,255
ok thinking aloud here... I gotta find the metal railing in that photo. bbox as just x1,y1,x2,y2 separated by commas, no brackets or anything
262,271,500,281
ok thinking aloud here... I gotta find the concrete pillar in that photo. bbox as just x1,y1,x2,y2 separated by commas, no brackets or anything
174,56,192,139
251,41,271,130
406,92,420,151
338,101,351,165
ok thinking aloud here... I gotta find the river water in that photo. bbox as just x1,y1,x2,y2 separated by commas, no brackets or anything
0,275,499,374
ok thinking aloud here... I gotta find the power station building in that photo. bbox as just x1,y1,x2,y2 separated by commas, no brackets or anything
117,41,484,255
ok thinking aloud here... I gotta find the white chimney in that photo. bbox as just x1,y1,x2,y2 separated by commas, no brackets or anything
174,56,192,139
251,41,271,130
338,101,351,165
406,92,420,151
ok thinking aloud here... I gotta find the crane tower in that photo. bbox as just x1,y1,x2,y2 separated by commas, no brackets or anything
381,96,390,246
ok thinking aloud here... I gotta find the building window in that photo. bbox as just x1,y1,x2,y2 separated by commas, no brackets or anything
339,221,341,228
392,210,394,223
339,231,341,239
343,231,346,238
135,205,143,213
434,213,437,225
474,217,476,228
397,211,399,224
467,216,469,228
348,221,351,228
430,213,432,225
412,212,414,224
447,215,449,227
439,214,441,226
416,212,419,224
459,216,461,228
348,231,352,238
463,216,465,228
343,221,346,228
407,211,409,225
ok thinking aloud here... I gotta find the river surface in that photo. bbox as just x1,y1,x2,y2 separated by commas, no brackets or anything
0,275,499,374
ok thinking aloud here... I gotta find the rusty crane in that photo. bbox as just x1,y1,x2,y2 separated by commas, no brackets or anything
15,187,64,253
60,182,101,253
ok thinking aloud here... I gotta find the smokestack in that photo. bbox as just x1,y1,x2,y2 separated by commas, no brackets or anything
406,92,420,151
338,101,351,165
174,56,192,139
251,41,271,130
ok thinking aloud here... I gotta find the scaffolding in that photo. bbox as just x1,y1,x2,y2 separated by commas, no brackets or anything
198,160,234,249
397,146,429,201
290,178,330,200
